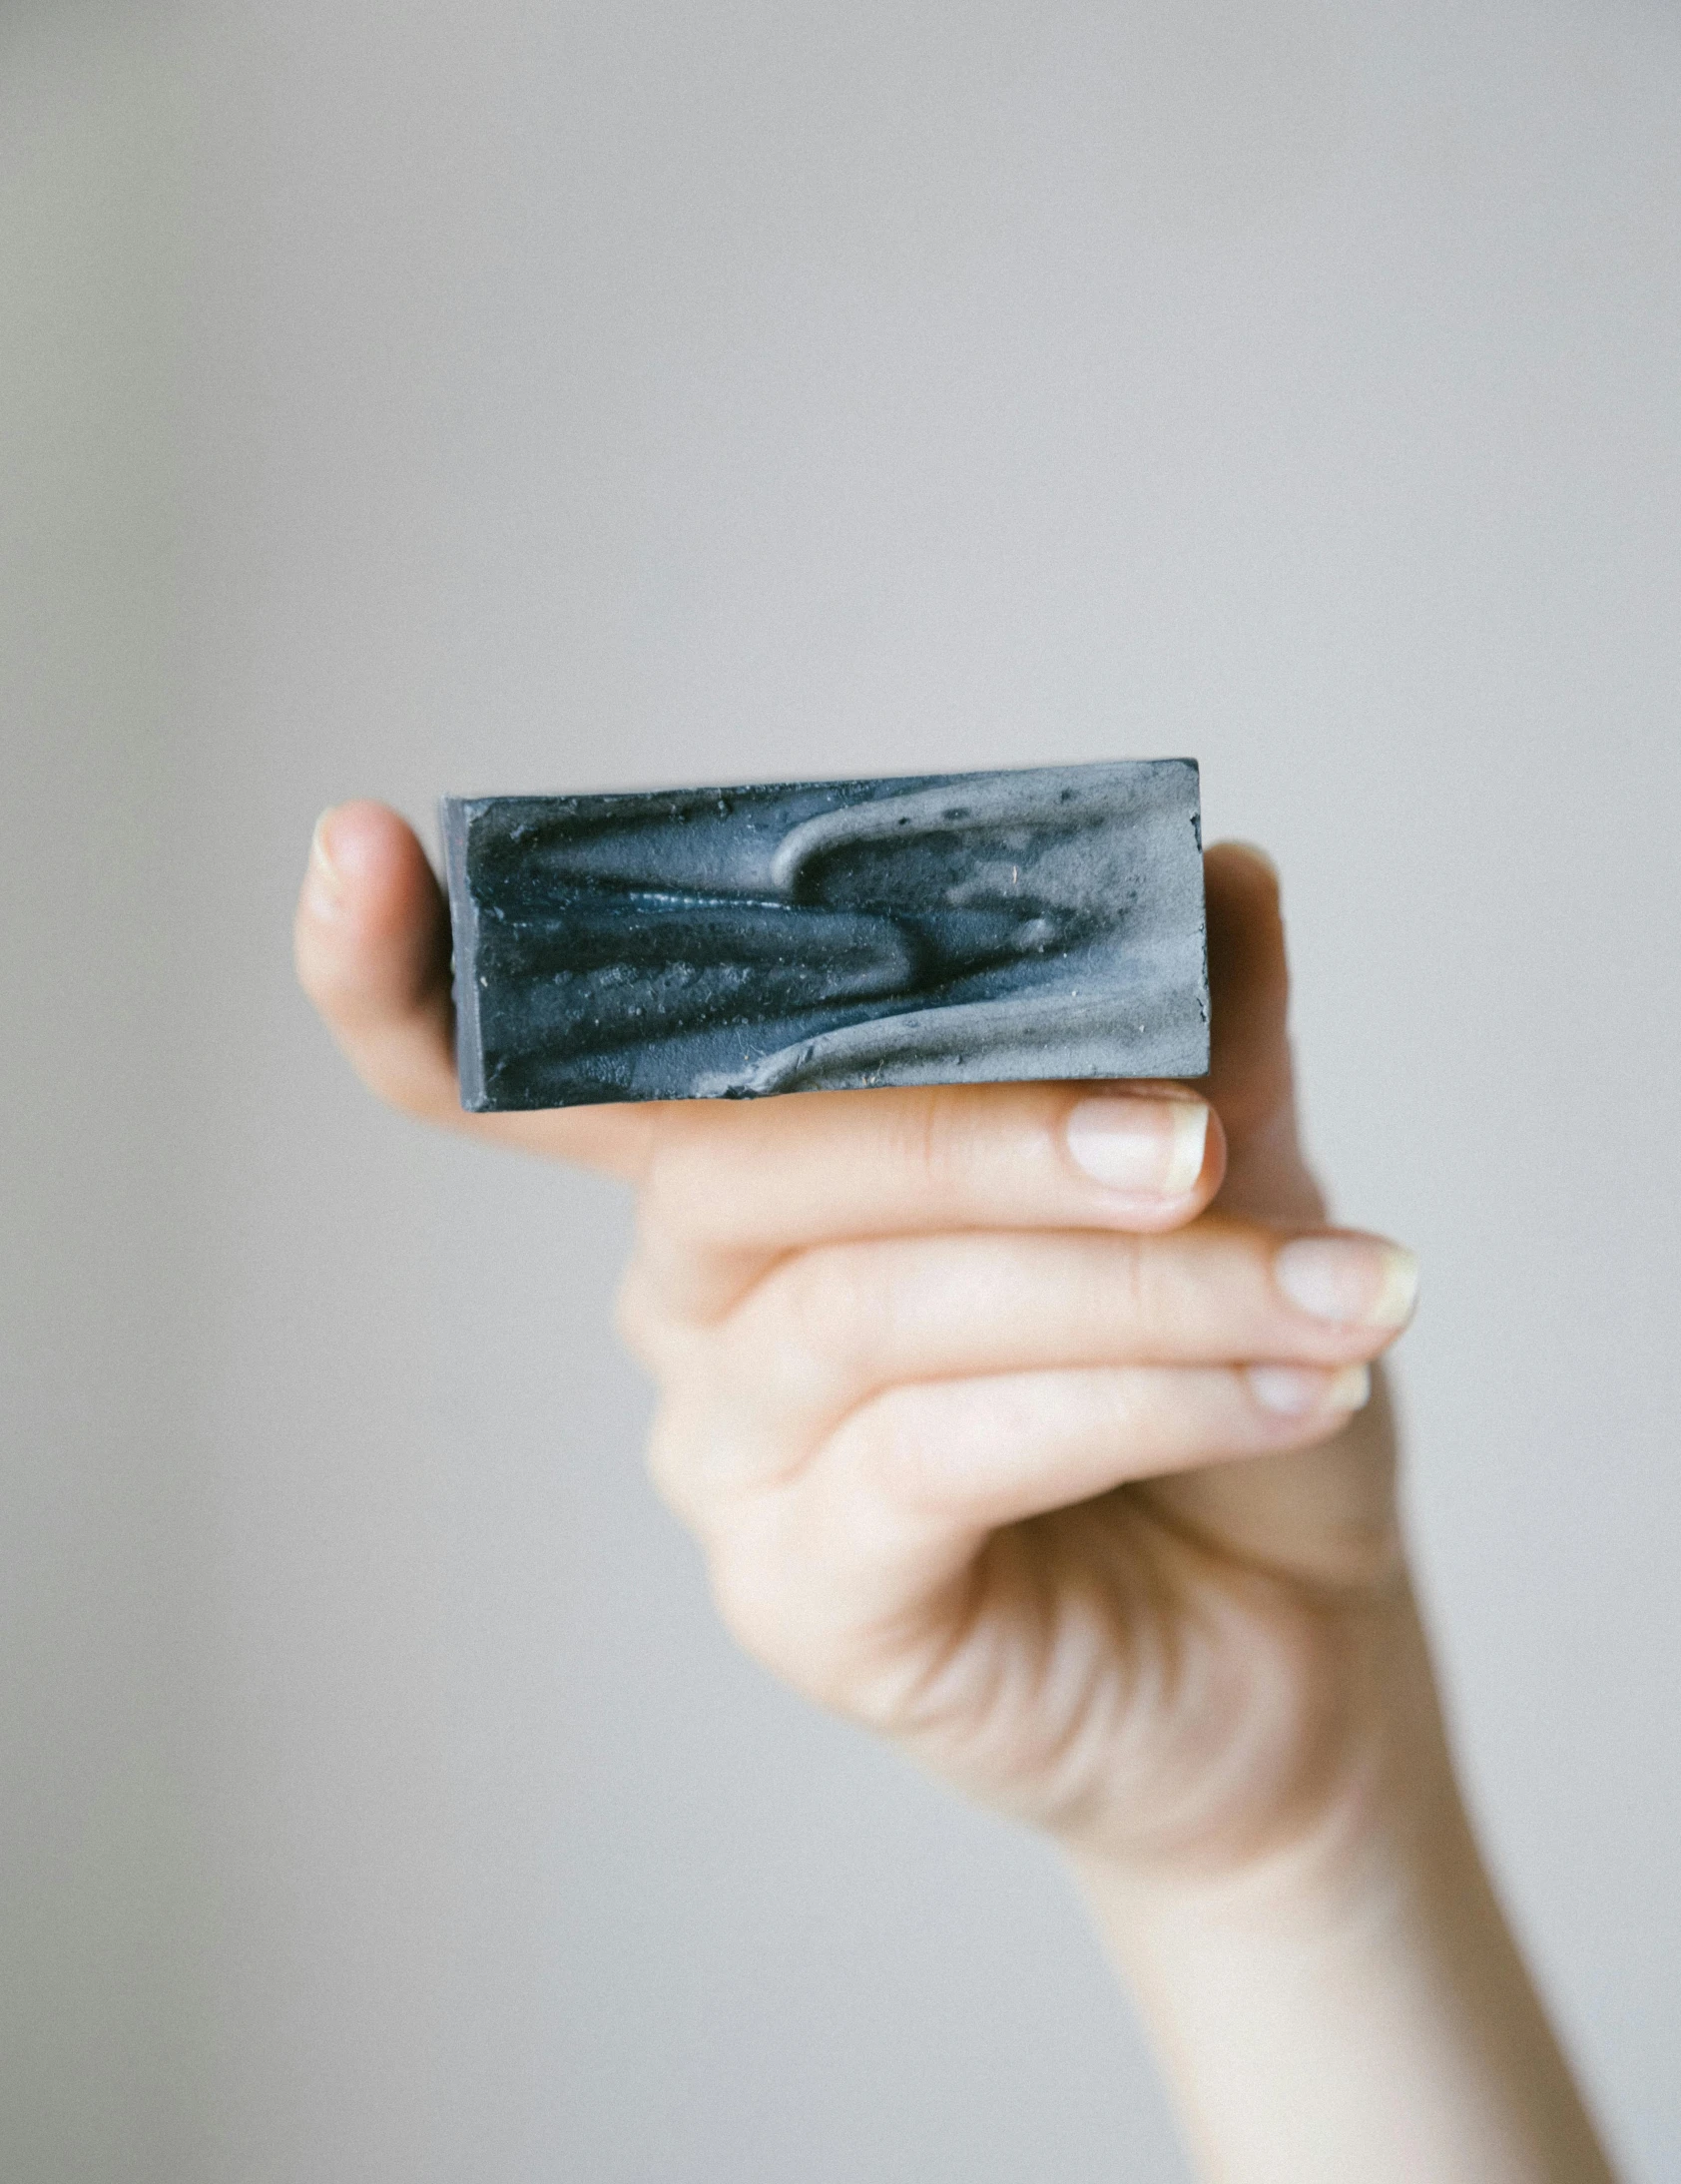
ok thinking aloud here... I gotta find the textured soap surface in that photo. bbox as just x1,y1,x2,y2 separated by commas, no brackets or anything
441,760,1208,1111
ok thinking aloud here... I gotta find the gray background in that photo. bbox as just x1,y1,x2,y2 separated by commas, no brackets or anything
3,2,1677,2178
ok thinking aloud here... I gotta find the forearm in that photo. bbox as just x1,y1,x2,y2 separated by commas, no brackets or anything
1072,1696,1615,2184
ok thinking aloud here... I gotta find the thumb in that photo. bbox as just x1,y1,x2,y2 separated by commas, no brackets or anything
1202,842,1326,1224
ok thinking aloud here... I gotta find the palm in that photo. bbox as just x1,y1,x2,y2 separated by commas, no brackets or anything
846,1404,1399,1866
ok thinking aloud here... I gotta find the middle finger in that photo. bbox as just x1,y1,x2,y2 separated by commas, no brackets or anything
655,1217,1417,1485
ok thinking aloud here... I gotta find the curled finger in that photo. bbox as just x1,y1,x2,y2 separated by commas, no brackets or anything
827,1360,1372,1532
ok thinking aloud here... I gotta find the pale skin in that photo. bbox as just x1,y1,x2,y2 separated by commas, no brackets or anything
296,802,1617,2183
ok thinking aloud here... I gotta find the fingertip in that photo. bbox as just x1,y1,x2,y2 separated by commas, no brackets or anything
1199,1097,1229,1202
1209,837,1280,883
303,801,436,933
1204,840,1284,932
1203,840,1290,1055
1246,1360,1372,1420
294,799,449,1027
1273,1233,1419,1335
1170,1094,1229,1215
1060,1087,1227,1231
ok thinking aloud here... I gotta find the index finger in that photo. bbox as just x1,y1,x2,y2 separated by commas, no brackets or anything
295,803,1225,1307
631,1079,1224,1322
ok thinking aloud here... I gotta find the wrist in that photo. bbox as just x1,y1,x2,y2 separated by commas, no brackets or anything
1069,1634,1468,1948
1046,1551,1459,1918
1071,1731,1485,2055
1066,1672,1615,2184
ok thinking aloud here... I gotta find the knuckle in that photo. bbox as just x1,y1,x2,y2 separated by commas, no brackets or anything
831,1380,927,1503
613,1258,675,1372
740,1244,892,1410
702,1526,848,1706
642,1345,813,1509
703,1536,777,1658
1104,1221,1231,1357
903,1086,981,1204
631,1133,743,1319
643,1396,710,1524
634,1114,720,1247
705,1551,817,1693
1100,1232,1153,1340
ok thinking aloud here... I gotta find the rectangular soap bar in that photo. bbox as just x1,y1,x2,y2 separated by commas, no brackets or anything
441,759,1208,1111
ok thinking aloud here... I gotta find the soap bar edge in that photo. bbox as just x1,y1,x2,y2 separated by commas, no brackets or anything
439,798,489,1112
441,761,1209,1111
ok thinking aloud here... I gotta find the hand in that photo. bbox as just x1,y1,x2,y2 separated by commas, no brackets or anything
296,801,1615,2180
295,804,1418,1880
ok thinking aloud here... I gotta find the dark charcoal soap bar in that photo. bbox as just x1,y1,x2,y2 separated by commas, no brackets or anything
441,760,1208,1111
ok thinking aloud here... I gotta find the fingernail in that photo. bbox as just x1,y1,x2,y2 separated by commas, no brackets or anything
1247,1363,1372,1418
307,807,346,910
1065,1096,1209,1198
1274,1236,1418,1330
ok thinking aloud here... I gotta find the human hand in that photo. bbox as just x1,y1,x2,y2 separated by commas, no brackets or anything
295,806,1419,1881
297,804,1620,2182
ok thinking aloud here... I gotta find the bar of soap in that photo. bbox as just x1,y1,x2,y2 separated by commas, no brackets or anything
441,759,1208,1111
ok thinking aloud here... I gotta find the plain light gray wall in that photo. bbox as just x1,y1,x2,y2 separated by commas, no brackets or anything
4,1,1679,2178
